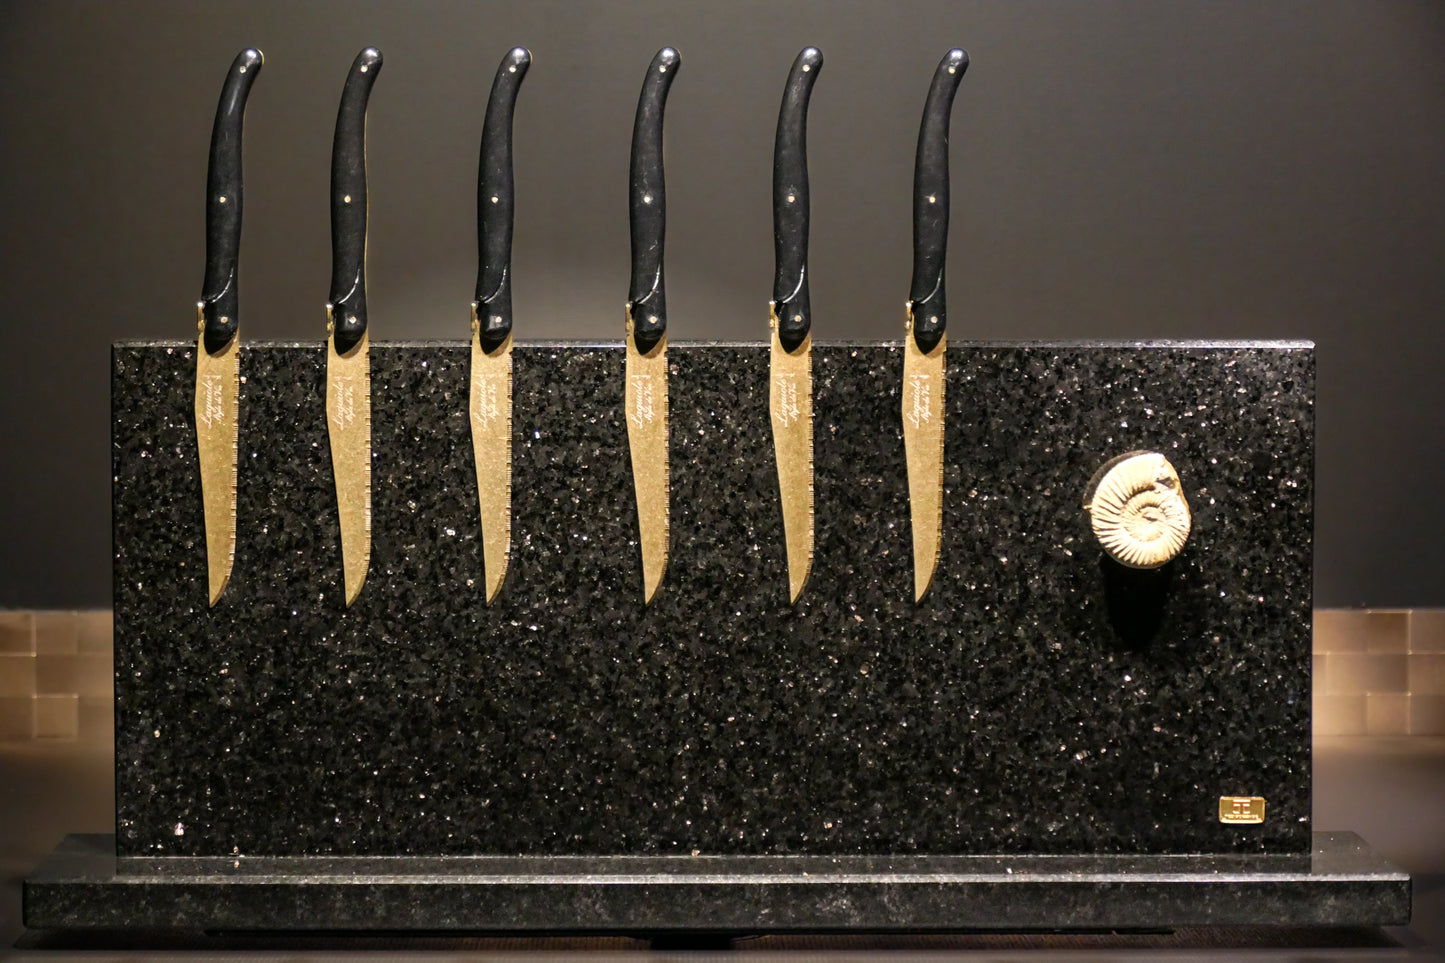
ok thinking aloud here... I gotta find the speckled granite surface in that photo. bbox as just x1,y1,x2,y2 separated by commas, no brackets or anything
112,341,1314,858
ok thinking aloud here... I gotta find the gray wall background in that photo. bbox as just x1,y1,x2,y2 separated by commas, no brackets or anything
1,0,1442,608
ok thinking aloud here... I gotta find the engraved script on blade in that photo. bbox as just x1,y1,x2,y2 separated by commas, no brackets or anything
473,373,503,425
199,374,228,430
906,373,933,429
332,378,359,428
629,374,657,428
774,374,801,429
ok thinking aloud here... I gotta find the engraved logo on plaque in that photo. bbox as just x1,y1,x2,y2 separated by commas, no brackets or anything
1218,796,1266,824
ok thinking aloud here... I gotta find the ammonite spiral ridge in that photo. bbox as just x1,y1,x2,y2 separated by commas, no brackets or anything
1086,452,1191,569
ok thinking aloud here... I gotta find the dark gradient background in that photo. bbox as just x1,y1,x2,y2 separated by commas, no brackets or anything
1,1,1442,607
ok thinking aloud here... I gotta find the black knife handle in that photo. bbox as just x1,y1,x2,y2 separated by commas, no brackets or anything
908,48,967,353
772,47,822,353
199,48,262,355
628,47,679,354
328,47,382,353
475,46,531,352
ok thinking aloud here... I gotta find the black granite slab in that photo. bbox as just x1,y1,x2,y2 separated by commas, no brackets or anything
112,341,1314,858
23,832,1406,931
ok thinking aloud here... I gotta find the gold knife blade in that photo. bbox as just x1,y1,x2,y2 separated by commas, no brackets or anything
196,306,239,606
770,305,813,602
470,310,512,604
903,304,945,602
326,319,371,606
626,307,669,604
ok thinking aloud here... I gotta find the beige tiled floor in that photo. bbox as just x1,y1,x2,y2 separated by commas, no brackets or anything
1,609,1442,740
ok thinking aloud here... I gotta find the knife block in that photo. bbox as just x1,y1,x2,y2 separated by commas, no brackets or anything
25,338,1411,934
109,338,1316,857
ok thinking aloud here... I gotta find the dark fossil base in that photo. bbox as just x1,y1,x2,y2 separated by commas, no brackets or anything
112,340,1314,858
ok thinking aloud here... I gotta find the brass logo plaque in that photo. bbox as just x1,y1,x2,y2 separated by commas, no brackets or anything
1219,796,1266,824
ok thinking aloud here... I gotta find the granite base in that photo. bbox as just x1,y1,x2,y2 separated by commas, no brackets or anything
24,832,1408,933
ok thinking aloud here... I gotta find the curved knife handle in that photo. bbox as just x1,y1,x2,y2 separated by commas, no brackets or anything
772,46,822,353
627,47,680,354
475,46,531,352
908,48,967,354
328,47,383,354
199,48,263,355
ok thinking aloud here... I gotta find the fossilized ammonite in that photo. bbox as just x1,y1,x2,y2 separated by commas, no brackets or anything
1084,451,1192,569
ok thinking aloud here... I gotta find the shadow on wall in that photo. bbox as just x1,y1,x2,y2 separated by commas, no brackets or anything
375,259,839,343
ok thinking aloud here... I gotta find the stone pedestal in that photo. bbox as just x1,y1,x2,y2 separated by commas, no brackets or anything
24,832,1409,932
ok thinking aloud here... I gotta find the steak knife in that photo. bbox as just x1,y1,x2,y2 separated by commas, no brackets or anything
471,47,530,605
903,48,967,602
625,47,679,605
196,48,262,606
326,47,382,607
769,47,822,603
